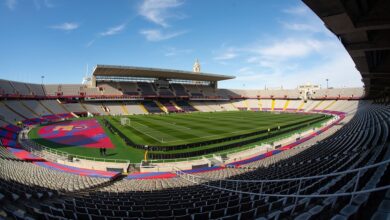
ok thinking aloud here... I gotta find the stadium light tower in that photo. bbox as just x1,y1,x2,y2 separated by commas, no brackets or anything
326,78,329,89
41,75,45,85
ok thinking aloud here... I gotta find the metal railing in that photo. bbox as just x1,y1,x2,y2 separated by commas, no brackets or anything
175,157,390,202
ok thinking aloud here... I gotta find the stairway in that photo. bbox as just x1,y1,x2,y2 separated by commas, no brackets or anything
121,103,129,115
170,101,182,111
283,100,290,111
139,103,149,114
322,100,337,111
311,100,324,111
271,99,276,111
258,99,262,111
296,101,305,111
154,100,168,113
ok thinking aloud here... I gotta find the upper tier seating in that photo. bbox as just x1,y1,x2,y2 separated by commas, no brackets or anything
0,80,16,95
0,80,46,96
184,85,204,97
44,84,86,96
27,83,45,96
312,88,364,99
137,82,157,96
232,89,302,99
171,84,189,96
217,89,240,99
200,86,218,97
158,88,175,97
118,82,139,96
9,81,31,96
83,87,101,96
98,83,123,96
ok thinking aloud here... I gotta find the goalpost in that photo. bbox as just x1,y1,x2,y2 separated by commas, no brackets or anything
120,117,130,126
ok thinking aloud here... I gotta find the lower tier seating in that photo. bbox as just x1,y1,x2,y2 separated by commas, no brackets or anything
0,103,389,219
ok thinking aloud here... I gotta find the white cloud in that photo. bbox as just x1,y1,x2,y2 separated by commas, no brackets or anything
50,22,79,31
215,38,332,64
237,67,255,76
213,46,241,62
43,0,54,7
140,29,186,41
5,0,17,10
282,22,322,32
34,0,54,9
232,52,362,89
164,47,192,56
214,33,361,89
139,0,184,27
214,51,238,61
258,38,330,59
85,39,95,48
100,23,126,36
282,5,309,15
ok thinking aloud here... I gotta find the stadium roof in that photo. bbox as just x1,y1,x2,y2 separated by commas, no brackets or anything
92,65,235,82
304,0,390,98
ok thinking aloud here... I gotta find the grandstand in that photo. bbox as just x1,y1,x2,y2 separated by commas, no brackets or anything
1,0,390,219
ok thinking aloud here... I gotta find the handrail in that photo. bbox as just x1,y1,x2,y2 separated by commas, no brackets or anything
175,156,390,198
177,169,390,198
176,157,390,183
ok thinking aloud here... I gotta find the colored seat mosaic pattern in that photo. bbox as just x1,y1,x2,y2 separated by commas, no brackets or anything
37,119,114,149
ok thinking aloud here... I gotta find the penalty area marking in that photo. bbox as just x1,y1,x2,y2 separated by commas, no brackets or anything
129,121,165,143
144,117,192,131
130,121,177,143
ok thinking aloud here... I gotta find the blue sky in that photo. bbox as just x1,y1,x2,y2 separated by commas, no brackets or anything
0,0,363,89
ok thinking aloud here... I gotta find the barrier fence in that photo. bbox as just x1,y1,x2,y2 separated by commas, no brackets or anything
175,158,390,204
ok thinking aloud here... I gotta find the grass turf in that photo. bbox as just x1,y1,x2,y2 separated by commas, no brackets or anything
29,111,328,163
106,111,322,146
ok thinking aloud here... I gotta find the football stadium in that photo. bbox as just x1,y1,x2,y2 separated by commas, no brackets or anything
1,0,390,219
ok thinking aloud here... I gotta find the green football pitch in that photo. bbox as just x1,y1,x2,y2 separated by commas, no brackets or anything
107,111,323,146
29,111,329,163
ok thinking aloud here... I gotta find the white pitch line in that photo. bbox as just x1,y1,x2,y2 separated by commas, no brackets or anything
165,122,191,130
146,117,192,130
159,126,271,144
159,133,222,144
132,121,149,128
130,122,165,143
132,128,161,142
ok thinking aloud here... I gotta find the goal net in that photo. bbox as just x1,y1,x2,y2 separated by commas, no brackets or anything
120,118,130,126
